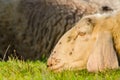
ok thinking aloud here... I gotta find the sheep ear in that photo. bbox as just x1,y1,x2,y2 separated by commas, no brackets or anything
87,31,119,72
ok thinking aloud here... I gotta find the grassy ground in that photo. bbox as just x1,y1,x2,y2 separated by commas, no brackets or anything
0,58,120,80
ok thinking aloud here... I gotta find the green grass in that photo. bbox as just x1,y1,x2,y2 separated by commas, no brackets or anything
0,58,120,80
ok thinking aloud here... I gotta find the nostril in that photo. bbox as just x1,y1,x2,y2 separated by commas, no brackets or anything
47,65,49,67
50,64,53,67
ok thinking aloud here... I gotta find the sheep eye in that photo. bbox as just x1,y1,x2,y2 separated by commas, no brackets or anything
102,6,113,12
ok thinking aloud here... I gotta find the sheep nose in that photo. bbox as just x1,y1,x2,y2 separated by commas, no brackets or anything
47,63,52,67
47,56,61,68
47,57,55,67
